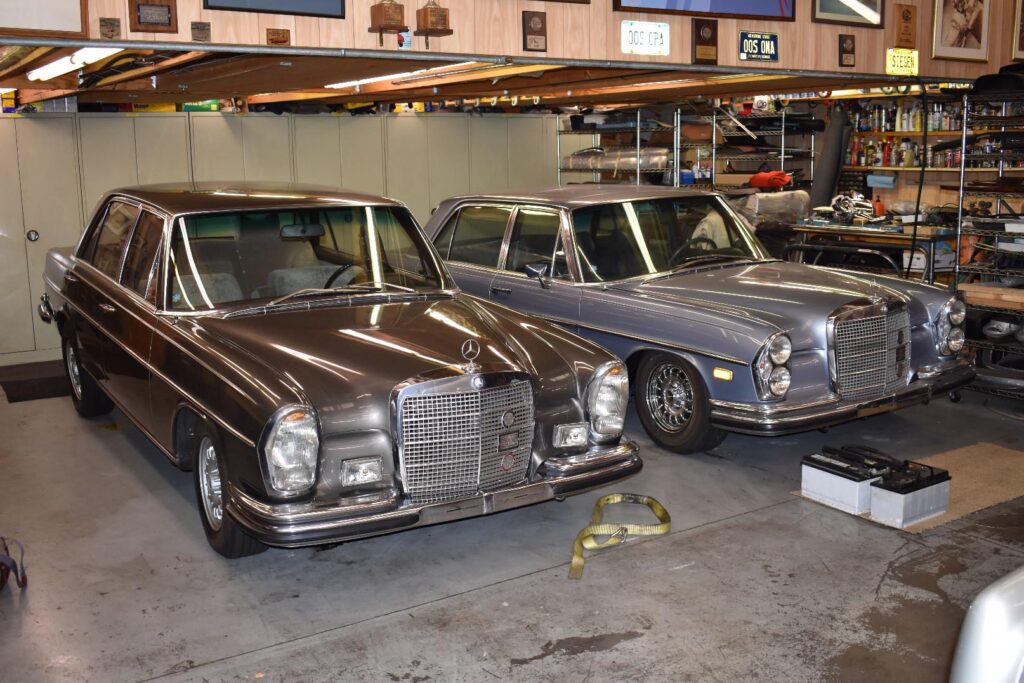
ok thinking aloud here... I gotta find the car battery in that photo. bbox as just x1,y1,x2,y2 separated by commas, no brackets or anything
870,461,950,529
801,446,893,515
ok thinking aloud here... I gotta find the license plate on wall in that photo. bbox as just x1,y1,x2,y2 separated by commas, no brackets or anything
620,20,670,56
739,31,778,61
885,48,919,76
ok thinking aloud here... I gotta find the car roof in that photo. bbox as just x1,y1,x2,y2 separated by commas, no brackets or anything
441,184,720,210
107,182,403,215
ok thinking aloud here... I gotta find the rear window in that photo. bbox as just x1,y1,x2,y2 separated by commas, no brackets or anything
438,205,512,268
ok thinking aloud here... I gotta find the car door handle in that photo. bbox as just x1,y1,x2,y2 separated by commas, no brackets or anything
490,286,512,296
98,303,117,314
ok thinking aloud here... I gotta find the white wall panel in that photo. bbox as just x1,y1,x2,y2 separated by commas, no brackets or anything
385,117,430,223
294,116,342,188
0,119,34,355
339,116,385,196
469,117,508,193
241,116,292,182
191,114,243,181
78,116,138,218
507,117,549,190
426,115,471,219
134,114,191,185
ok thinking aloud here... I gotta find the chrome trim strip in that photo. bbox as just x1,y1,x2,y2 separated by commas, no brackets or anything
572,320,748,366
65,299,256,448
539,442,637,476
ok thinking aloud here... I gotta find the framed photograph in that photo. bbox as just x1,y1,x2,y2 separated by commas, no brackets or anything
612,0,794,21
129,0,178,34
0,0,88,38
203,0,344,19
1014,0,1024,60
812,0,883,28
933,0,989,61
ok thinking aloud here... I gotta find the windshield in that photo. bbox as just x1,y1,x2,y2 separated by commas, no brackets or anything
166,205,446,311
570,195,768,282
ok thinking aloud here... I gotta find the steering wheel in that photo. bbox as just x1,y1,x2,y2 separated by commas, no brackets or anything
324,264,353,288
670,236,719,264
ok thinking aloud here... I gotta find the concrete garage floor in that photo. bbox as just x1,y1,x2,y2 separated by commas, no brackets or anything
1,390,1022,682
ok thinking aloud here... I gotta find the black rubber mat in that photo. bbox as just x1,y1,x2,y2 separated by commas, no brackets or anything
0,361,70,403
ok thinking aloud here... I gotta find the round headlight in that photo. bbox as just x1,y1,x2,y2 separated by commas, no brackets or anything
948,299,967,326
587,362,629,439
264,408,319,493
947,326,965,353
768,366,791,397
769,335,792,365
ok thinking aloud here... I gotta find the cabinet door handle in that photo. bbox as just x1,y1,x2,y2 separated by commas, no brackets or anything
490,286,512,296
98,303,117,314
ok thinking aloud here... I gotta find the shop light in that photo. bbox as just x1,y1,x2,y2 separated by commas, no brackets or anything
324,61,478,90
27,47,124,82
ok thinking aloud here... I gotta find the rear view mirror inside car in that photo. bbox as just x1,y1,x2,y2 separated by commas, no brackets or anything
281,223,325,239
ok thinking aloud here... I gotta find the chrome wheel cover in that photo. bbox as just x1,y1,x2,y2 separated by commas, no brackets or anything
66,343,83,401
645,362,694,433
198,436,223,531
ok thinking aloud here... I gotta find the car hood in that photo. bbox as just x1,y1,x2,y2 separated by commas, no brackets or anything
612,260,913,347
197,294,608,432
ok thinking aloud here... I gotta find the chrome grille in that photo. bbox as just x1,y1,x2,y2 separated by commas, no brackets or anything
833,305,911,400
399,378,534,505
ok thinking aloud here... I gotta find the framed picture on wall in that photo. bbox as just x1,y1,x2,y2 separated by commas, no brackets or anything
1014,0,1024,60
0,0,88,38
812,0,883,28
933,0,989,61
203,0,344,19
611,0,794,21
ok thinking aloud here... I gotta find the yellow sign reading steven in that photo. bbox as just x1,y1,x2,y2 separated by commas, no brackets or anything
885,48,919,76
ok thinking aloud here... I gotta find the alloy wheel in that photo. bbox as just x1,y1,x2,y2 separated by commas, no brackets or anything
645,362,694,433
198,436,224,531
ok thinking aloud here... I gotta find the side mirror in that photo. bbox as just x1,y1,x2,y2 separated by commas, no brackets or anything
524,262,552,289
281,223,325,239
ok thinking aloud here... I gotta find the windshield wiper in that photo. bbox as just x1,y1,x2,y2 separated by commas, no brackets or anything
265,286,368,308
341,282,418,293
643,255,753,282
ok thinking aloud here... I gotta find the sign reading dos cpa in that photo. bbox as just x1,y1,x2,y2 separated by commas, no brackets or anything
739,31,779,62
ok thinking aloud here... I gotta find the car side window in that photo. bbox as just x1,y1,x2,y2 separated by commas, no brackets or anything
504,208,566,277
121,210,165,304
87,201,140,280
433,212,458,259
446,205,512,268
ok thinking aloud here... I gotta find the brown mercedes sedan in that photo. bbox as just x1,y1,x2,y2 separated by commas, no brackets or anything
38,183,640,557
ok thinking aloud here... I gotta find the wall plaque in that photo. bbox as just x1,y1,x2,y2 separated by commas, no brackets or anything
368,1,408,46
692,18,717,64
99,17,122,39
191,21,211,42
266,27,291,45
893,3,916,49
523,11,547,52
129,0,178,33
839,34,855,67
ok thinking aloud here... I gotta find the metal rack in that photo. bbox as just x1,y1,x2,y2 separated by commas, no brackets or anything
704,108,816,187
954,92,1024,401
556,109,686,187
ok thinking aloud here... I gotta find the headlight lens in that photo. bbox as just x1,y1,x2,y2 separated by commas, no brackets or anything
264,408,319,493
768,335,792,365
947,326,965,353
948,299,966,326
587,362,629,440
769,366,791,397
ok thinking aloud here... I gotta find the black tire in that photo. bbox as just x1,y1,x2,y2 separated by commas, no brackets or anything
192,422,267,558
635,352,727,454
62,334,113,418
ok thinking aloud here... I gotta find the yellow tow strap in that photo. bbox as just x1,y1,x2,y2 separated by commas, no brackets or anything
568,493,671,580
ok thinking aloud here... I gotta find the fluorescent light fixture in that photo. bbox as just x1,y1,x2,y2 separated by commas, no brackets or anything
0,88,15,95
27,47,123,82
325,61,478,90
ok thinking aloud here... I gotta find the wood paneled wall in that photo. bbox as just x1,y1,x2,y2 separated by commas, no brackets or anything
82,0,1014,81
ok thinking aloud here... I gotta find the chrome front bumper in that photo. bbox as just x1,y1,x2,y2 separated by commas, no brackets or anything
709,360,975,436
226,441,641,548
38,294,54,324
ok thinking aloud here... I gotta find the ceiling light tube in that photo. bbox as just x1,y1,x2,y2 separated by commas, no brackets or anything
0,87,15,95
27,47,123,82
324,61,479,89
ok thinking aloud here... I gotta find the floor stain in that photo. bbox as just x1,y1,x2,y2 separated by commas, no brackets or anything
510,630,644,666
